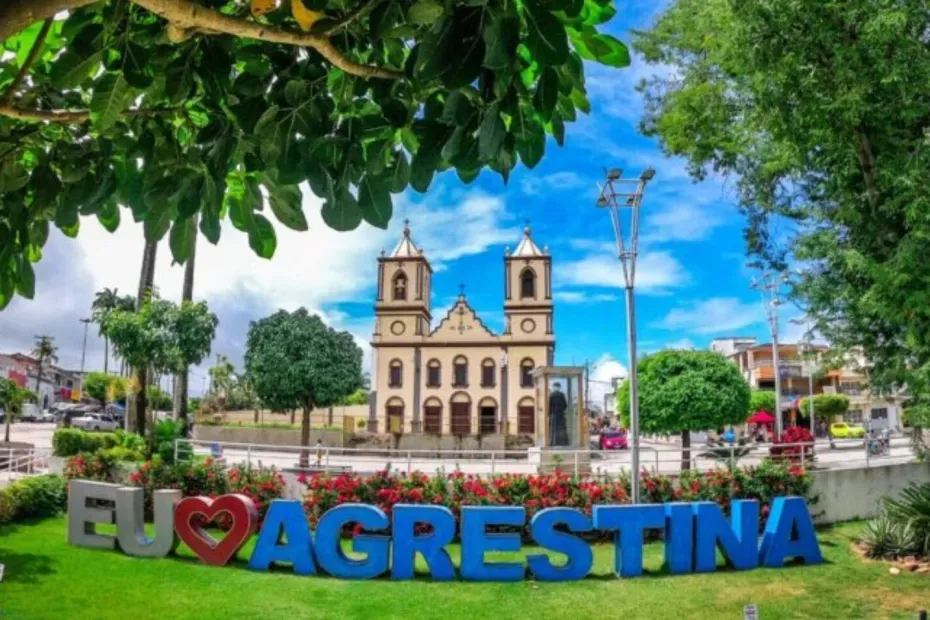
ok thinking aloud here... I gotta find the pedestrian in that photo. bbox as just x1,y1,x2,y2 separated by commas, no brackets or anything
315,438,324,467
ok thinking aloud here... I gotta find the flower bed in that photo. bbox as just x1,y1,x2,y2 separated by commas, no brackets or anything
301,459,814,538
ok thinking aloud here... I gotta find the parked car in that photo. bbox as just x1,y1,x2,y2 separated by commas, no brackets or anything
830,422,866,439
36,410,57,423
599,429,629,450
72,412,120,432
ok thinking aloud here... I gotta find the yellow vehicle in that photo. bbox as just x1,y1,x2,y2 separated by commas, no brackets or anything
830,422,866,439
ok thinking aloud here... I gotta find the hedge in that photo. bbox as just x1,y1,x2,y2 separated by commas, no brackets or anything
0,475,67,525
52,428,119,457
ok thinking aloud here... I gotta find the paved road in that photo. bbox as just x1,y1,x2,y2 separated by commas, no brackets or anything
4,423,916,476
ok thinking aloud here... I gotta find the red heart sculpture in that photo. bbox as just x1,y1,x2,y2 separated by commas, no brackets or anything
174,494,258,566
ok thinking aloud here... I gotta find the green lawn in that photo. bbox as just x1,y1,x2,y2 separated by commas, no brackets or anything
0,518,927,619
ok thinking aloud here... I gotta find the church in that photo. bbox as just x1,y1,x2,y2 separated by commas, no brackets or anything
368,222,555,437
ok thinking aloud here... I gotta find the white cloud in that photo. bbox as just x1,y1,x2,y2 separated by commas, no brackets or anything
663,338,696,350
0,184,518,389
657,297,763,335
640,201,728,244
553,291,619,304
556,250,688,294
520,171,588,196
588,354,627,411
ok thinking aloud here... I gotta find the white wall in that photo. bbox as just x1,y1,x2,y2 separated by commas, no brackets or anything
812,461,930,523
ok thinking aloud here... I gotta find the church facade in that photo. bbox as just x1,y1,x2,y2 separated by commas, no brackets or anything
368,223,555,436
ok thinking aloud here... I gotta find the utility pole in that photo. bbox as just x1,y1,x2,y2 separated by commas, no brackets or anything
78,318,92,400
584,359,591,414
596,167,656,504
751,268,788,437
792,317,817,437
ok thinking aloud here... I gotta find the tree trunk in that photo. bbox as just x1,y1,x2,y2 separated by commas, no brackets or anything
34,359,43,402
103,335,109,375
173,235,196,431
290,409,296,425
327,405,333,427
4,412,10,442
129,240,158,435
253,408,259,424
681,430,692,471
299,403,311,468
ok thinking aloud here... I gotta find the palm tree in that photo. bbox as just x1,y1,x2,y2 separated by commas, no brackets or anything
173,231,197,428
30,335,58,406
130,241,158,434
1,380,34,442
91,287,120,374
209,355,236,415
115,294,135,377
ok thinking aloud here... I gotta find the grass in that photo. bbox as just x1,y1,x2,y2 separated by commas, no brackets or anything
0,518,928,619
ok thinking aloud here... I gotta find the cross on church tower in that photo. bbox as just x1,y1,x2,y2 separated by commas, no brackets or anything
452,284,473,334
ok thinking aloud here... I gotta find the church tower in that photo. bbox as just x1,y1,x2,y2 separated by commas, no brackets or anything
503,226,553,345
371,220,432,432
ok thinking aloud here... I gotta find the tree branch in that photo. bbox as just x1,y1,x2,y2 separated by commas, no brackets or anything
130,0,403,79
0,103,179,124
0,0,96,42
321,0,385,36
2,19,54,105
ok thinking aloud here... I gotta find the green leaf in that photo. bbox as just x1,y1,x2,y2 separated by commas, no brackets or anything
571,88,591,114
479,103,505,160
533,67,560,121
200,204,221,244
267,183,308,231
571,32,630,67
408,0,444,25
0,160,29,193
248,214,277,259
442,126,466,160
144,205,173,243
550,114,566,146
524,5,570,66
96,201,121,233
389,151,410,193
440,91,474,126
358,175,393,229
415,19,456,80
15,257,35,300
169,216,197,263
483,15,519,70
284,79,309,106
89,73,129,130
517,124,546,168
321,187,363,232
50,49,103,89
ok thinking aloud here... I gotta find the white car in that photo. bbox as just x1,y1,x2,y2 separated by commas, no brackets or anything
72,413,120,432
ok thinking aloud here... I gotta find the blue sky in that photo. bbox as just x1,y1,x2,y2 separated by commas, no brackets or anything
0,0,807,397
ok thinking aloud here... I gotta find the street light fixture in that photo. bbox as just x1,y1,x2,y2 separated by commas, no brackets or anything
595,168,656,504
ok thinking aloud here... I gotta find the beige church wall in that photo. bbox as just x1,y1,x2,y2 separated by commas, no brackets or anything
504,344,548,434
419,345,504,434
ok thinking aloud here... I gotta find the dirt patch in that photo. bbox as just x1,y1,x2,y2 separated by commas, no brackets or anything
850,542,930,574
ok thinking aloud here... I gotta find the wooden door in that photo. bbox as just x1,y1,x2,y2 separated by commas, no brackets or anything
387,405,404,433
451,402,470,435
518,406,535,434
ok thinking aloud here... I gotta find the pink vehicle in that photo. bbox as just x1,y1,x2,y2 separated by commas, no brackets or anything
599,429,629,450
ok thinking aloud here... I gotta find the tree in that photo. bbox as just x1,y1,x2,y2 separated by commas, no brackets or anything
84,371,126,404
340,388,370,406
799,394,850,423
634,2,930,441
749,390,776,416
0,378,33,442
30,335,58,402
104,293,217,435
618,350,750,471
173,225,198,425
0,0,631,310
245,308,362,464
91,287,121,373
208,354,236,413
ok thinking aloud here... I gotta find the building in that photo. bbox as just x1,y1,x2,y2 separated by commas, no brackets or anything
712,337,904,430
1,353,80,408
369,223,554,436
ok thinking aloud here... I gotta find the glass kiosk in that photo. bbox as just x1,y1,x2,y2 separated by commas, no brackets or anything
529,366,589,473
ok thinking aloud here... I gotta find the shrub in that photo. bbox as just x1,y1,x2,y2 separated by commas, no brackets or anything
64,451,117,482
861,514,920,559
881,481,930,558
227,465,286,523
300,461,815,539
102,446,145,462
770,426,815,463
0,488,16,524
52,428,119,457
154,419,189,464
0,475,67,524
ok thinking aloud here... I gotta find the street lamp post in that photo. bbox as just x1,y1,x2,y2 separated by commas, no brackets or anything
596,168,655,504
79,318,92,401
751,269,787,437
792,317,817,437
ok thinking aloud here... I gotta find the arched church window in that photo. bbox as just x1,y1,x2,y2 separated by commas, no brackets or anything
389,359,403,388
453,355,468,388
393,271,408,301
481,358,496,388
520,358,534,388
520,268,536,299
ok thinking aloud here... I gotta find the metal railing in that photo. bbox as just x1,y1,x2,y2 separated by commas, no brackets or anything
1,447,51,476
174,435,915,477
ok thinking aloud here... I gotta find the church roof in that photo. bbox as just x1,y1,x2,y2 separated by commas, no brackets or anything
390,220,420,258
512,226,544,257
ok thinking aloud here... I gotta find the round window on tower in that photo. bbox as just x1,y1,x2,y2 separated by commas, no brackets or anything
520,318,536,334
390,321,406,335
